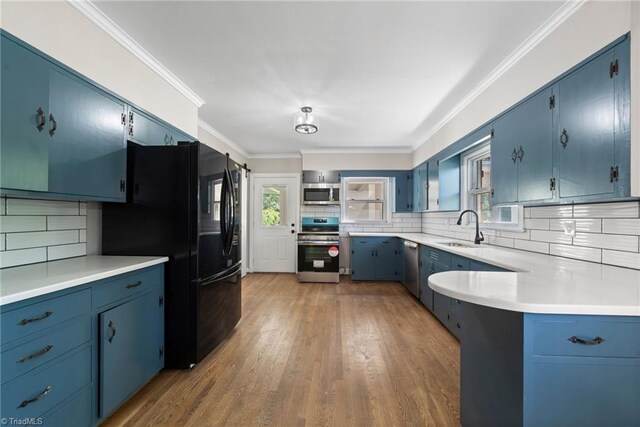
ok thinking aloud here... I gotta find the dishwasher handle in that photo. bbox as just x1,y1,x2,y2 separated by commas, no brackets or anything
403,240,418,249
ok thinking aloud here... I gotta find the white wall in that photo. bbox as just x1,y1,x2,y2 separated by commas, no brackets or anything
413,1,638,195
250,157,302,174
0,1,198,136
198,126,248,165
302,153,412,170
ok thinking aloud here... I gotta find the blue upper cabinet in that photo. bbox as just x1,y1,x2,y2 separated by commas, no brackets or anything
48,68,126,201
427,158,439,211
412,161,428,212
492,87,554,204
557,38,629,200
128,107,172,146
171,128,194,145
394,171,412,212
438,155,460,211
0,35,50,192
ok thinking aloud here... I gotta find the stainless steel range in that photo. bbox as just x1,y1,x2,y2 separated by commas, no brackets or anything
297,217,340,283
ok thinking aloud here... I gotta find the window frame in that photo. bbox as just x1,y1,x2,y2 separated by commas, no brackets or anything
340,177,392,224
460,138,523,231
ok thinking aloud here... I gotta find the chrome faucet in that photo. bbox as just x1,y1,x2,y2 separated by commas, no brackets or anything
457,210,484,245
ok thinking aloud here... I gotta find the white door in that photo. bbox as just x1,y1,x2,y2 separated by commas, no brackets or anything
241,169,249,277
251,174,299,272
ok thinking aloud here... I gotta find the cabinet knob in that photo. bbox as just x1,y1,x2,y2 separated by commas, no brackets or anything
48,114,57,137
560,129,569,148
36,107,46,132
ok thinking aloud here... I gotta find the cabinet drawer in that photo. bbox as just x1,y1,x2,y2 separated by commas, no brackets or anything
529,316,640,358
42,385,92,427
351,238,373,247
97,266,163,307
1,346,91,420
1,289,91,346
425,247,451,268
1,316,91,384
351,237,395,247
451,255,469,271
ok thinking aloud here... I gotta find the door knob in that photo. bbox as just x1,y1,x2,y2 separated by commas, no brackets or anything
291,230,295,234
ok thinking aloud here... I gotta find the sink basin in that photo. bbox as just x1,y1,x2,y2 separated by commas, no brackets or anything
436,241,475,248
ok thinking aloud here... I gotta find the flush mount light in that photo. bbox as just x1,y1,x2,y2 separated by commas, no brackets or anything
295,106,318,134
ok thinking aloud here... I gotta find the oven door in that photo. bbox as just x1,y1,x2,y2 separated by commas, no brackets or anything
297,241,340,273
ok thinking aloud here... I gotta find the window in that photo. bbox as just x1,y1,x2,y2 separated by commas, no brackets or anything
262,185,288,227
341,177,391,223
461,140,521,229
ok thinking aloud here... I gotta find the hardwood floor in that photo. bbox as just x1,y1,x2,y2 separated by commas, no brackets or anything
102,274,460,426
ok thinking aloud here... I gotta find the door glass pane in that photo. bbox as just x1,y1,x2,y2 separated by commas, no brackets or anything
345,201,383,221
262,185,288,227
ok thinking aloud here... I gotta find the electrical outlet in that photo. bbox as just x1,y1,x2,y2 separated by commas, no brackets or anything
563,220,576,237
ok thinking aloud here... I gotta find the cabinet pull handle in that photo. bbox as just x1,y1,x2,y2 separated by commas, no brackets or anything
126,280,143,289
567,336,605,345
517,146,524,162
18,386,52,408
108,320,116,343
48,114,57,137
169,135,174,145
511,148,518,163
36,107,46,132
18,311,53,326
560,129,568,148
18,345,54,363
164,134,170,145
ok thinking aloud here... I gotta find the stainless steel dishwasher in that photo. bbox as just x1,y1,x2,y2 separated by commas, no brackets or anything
402,240,419,298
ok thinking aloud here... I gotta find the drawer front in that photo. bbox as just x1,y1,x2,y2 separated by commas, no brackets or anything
42,385,92,427
451,255,470,271
97,266,163,307
351,237,395,247
1,346,91,420
352,238,373,247
529,316,640,358
1,289,91,346
1,316,91,384
0,316,91,384
425,247,451,268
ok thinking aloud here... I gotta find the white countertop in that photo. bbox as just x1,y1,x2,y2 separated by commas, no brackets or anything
0,255,168,306
349,232,640,316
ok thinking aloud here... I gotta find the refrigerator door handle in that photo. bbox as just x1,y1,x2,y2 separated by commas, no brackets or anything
226,168,236,254
220,170,229,255
199,264,241,287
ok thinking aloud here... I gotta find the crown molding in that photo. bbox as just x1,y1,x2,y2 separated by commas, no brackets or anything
248,153,302,159
198,119,249,158
300,147,413,155
67,0,205,108
412,0,587,150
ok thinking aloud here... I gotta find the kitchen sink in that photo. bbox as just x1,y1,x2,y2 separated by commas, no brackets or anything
436,241,475,248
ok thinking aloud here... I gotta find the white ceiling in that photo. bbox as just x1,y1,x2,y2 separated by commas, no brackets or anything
93,1,567,156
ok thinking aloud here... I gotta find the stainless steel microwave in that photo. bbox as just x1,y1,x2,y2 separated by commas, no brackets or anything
302,183,340,205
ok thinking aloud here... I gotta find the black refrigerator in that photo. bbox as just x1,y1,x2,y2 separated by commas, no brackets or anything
102,141,242,369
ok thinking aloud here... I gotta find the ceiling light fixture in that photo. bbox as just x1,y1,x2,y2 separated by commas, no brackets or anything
295,106,318,134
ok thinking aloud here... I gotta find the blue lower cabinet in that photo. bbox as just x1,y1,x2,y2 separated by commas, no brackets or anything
42,385,92,427
350,238,399,281
1,346,91,421
100,288,164,417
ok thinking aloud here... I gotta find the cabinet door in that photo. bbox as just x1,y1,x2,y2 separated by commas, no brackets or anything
100,289,164,417
321,170,341,183
557,48,615,199
374,242,397,281
350,246,374,280
431,262,450,326
0,36,50,192
302,170,323,183
515,88,554,202
170,128,193,145
412,162,427,211
394,171,412,212
420,259,435,311
48,68,126,200
129,107,171,146
491,118,518,204
427,159,439,211
438,155,460,211
449,299,462,339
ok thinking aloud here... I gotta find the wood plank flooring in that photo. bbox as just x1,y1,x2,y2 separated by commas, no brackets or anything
102,274,460,426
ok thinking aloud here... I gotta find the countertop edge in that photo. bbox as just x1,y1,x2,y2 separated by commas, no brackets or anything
0,256,169,307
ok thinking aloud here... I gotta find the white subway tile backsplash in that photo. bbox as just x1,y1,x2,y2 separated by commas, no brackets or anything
602,250,640,270
79,202,87,215
7,230,79,250
0,247,47,268
529,205,573,218
572,232,638,252
549,218,601,233
0,216,47,233
6,199,79,216
514,240,549,254
500,230,530,240
47,216,87,230
530,230,573,245
0,198,6,215
602,219,640,236
79,229,87,243
550,244,601,263
0,234,5,251
47,243,86,261
573,202,640,218
524,218,550,230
